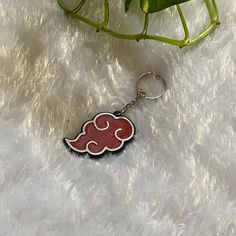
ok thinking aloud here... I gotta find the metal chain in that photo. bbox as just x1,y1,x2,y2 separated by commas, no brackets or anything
113,72,167,117
118,90,146,115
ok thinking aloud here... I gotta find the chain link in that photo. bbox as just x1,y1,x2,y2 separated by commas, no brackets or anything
118,90,146,115
113,72,167,117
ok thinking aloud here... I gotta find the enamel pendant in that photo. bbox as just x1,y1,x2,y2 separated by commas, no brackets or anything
64,112,135,158
64,72,167,158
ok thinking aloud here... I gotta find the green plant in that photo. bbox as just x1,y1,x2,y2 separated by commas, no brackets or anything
57,0,220,47
125,0,190,13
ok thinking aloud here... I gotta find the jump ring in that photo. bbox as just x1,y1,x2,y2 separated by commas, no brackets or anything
136,72,167,100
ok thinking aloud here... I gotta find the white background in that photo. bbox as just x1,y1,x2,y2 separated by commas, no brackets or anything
0,0,236,235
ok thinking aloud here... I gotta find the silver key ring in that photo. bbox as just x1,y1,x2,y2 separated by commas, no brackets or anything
136,72,167,100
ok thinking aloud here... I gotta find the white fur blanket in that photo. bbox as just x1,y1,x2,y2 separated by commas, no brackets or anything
0,0,236,235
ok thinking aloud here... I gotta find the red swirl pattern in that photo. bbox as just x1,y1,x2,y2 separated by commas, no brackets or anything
64,113,135,157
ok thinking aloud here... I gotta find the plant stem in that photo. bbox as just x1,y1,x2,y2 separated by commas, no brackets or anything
187,0,220,46
141,13,149,36
176,5,190,46
71,0,87,14
57,0,219,47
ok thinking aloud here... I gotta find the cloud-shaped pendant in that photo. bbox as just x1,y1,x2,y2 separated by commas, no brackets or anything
63,112,135,158
63,73,167,158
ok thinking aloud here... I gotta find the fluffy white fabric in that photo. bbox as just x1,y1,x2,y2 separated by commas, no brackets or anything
0,0,236,235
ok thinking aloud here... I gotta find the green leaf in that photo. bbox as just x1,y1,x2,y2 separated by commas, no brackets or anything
125,0,136,12
140,0,190,13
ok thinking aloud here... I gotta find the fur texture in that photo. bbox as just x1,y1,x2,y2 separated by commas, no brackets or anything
0,0,236,235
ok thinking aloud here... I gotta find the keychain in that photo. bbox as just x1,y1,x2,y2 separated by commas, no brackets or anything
63,72,167,158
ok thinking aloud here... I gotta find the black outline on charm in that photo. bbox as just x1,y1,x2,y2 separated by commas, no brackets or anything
63,112,136,159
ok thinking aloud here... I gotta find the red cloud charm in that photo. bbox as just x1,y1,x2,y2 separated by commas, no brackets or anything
64,112,135,158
